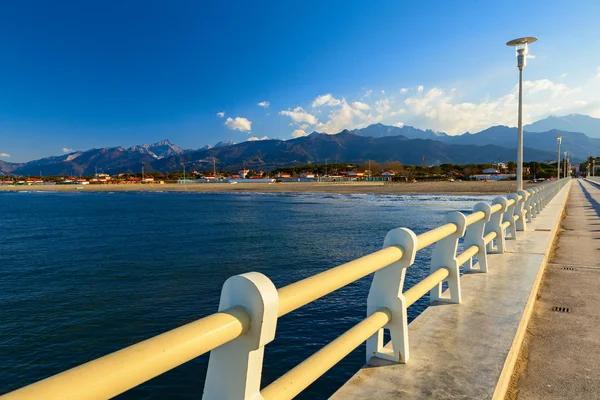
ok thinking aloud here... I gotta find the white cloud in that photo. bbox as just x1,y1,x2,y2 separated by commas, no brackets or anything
277,67,600,137
316,99,382,133
392,122,405,128
527,54,536,59
560,73,568,78
312,94,342,108
247,136,269,141
375,99,391,114
351,101,371,111
216,111,225,118
362,89,373,99
279,107,318,125
62,148,73,153
258,101,270,108
381,90,385,94
291,129,308,138
0,152,10,158
225,117,252,132
400,88,409,94
400,74,600,134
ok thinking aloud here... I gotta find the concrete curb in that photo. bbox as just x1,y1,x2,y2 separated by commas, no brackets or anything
492,180,573,400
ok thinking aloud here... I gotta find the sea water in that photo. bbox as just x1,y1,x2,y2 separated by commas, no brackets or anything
0,190,495,399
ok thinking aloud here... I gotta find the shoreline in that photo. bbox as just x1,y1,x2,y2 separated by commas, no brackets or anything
0,181,540,195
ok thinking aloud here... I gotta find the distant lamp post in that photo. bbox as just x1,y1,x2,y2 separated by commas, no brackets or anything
507,36,537,190
557,136,562,179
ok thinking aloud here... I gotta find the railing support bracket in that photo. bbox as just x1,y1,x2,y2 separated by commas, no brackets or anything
366,228,417,364
429,211,466,304
204,272,279,400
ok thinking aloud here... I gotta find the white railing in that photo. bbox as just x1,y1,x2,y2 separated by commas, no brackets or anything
1,179,570,400
586,176,600,186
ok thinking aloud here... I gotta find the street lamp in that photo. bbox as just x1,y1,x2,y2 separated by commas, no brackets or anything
507,36,537,190
564,151,567,178
557,136,562,179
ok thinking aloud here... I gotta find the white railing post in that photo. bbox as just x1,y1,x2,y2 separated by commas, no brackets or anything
515,190,528,231
504,193,519,239
463,203,491,273
367,228,417,364
429,211,466,304
204,272,279,400
486,197,508,254
525,188,535,220
531,187,540,215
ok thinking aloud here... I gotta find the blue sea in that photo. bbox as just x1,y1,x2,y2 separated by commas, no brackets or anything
0,190,495,399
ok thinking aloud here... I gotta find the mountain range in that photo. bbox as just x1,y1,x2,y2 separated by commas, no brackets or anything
1,114,598,176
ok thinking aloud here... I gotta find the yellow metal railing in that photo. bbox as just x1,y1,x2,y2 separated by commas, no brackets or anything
1,306,251,400
1,178,569,400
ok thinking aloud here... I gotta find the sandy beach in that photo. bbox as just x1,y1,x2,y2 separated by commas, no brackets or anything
0,180,540,195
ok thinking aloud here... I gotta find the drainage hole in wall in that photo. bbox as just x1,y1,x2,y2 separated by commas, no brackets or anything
561,267,577,271
551,307,570,313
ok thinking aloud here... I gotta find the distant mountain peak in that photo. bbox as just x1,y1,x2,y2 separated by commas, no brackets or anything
213,140,236,148
128,139,184,159
525,114,600,138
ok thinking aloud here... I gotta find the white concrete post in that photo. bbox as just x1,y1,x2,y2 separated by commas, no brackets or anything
486,197,508,254
530,188,539,215
542,184,550,207
504,193,519,240
429,211,466,304
535,187,543,213
367,228,418,364
515,190,528,231
204,272,279,400
463,203,491,273
525,188,535,220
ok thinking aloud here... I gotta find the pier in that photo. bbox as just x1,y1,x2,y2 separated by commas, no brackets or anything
509,178,600,399
4,177,597,400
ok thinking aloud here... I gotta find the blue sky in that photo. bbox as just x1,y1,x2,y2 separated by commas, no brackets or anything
1,0,600,162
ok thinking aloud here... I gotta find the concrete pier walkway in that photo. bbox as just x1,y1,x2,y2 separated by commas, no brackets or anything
509,179,600,399
332,181,572,400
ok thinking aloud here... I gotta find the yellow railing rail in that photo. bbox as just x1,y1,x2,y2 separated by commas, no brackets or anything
1,306,250,400
416,222,458,250
404,267,450,307
261,308,392,400
277,246,403,317
1,178,569,400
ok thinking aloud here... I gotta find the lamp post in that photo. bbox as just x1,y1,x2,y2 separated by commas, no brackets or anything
557,136,562,179
507,36,537,190
564,151,567,178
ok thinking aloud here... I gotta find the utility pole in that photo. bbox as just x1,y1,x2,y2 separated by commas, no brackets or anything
557,136,562,179
507,36,537,191
142,166,144,184
564,152,567,178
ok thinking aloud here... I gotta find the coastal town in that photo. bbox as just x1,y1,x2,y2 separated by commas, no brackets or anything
0,160,585,187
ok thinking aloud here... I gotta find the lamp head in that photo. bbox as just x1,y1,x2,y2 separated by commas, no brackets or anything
507,37,537,69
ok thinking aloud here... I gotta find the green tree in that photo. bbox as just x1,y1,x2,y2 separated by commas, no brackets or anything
507,161,517,173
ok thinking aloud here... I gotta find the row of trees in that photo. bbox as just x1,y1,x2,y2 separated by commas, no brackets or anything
579,156,599,176
2,160,580,181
